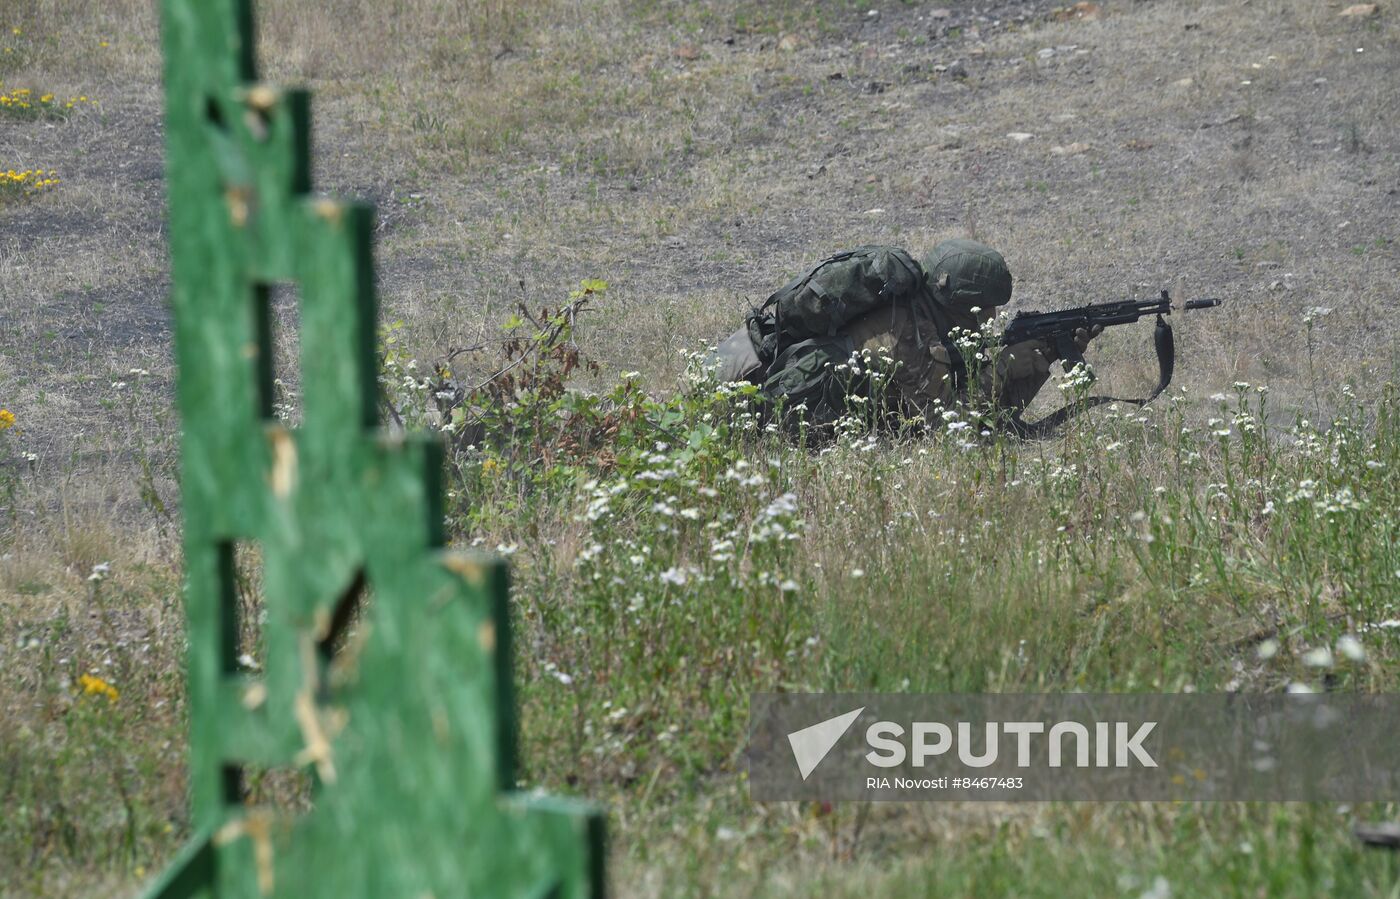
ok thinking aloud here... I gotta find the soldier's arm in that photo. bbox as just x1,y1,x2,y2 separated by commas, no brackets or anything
990,338,1056,413
985,325,1103,414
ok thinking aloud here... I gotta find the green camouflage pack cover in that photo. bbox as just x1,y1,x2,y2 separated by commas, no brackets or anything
758,335,861,429
740,246,955,429
753,246,931,354
738,247,929,429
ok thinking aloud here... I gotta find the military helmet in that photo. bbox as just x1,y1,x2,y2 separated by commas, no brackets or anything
921,239,1013,312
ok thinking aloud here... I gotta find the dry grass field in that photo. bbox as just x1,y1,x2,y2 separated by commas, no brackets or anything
3,0,1400,896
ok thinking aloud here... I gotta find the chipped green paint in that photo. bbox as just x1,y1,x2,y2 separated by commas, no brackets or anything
143,1,605,896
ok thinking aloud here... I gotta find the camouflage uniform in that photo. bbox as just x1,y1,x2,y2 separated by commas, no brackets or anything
713,239,1090,428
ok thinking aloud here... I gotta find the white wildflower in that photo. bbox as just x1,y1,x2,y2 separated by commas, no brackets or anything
1336,635,1366,663
1138,875,1172,899
1301,646,1334,668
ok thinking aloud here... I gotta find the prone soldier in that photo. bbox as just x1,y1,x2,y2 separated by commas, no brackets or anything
711,239,1100,432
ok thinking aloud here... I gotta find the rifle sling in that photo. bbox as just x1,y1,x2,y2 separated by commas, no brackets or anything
1008,314,1175,439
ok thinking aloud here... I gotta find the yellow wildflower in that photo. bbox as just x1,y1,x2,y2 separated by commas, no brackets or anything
99,41,109,48
481,457,500,476
79,673,120,701
0,409,14,429
11,27,19,36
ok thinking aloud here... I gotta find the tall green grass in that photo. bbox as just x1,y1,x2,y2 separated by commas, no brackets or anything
373,306,1400,894
5,303,1398,896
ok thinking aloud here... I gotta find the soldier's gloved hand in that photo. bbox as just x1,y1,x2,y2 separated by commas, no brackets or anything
1041,325,1104,364
1072,324,1105,354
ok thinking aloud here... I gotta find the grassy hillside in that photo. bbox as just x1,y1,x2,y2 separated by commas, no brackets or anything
2,0,1399,896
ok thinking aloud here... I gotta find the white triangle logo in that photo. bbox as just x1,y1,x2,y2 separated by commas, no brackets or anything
787,707,865,781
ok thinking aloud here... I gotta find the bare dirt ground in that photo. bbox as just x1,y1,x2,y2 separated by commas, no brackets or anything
2,0,1399,895
5,0,1396,479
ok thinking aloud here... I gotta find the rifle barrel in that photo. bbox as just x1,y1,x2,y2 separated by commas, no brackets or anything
1183,298,1222,310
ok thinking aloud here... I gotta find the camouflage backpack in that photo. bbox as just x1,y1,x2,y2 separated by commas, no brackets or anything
743,246,952,429
758,333,862,429
746,246,931,360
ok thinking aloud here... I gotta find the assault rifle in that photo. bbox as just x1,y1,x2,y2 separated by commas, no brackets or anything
995,290,1223,435
1000,290,1221,373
